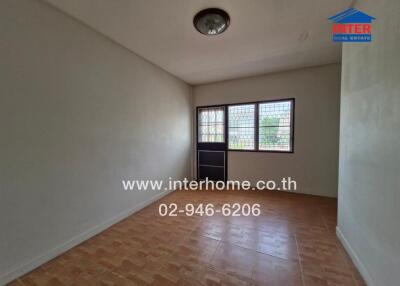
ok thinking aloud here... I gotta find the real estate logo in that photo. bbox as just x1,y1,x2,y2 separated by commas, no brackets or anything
328,8,376,42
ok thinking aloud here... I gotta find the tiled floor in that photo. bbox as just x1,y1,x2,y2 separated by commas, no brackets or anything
8,190,365,286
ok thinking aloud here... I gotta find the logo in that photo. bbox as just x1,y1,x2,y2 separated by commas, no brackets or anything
328,8,376,42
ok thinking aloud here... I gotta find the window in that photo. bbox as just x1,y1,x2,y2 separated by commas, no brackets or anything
198,107,224,143
226,99,294,152
228,104,255,150
259,100,293,152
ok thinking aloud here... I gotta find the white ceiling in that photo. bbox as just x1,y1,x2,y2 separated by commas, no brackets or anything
45,0,352,85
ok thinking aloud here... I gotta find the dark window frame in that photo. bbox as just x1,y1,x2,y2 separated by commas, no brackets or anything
227,103,257,151
196,98,295,154
197,106,226,143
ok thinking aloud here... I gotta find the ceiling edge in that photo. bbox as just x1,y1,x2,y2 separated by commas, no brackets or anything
192,62,342,87
40,0,190,85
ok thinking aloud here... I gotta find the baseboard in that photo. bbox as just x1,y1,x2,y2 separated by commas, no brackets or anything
0,190,172,286
336,226,375,286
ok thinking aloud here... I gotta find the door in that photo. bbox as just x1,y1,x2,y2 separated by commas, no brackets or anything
196,105,227,181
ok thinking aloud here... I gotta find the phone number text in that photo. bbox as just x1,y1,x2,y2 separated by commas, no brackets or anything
158,203,261,217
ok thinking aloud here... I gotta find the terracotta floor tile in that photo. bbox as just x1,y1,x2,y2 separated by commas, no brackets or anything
175,234,219,263
94,271,139,286
221,224,260,250
192,220,227,240
256,231,298,261
221,224,298,261
7,189,364,286
195,266,254,286
4,280,24,286
19,267,63,286
210,242,257,279
252,252,303,286
255,215,294,235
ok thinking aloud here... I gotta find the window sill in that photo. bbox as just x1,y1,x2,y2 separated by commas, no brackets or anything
227,149,294,154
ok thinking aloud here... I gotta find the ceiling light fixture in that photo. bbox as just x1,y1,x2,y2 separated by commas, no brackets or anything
193,8,230,36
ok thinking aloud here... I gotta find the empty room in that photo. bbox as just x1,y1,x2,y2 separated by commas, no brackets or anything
1,0,399,285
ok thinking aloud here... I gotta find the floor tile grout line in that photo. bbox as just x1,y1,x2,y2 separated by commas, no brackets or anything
202,259,256,285
11,190,342,285
208,239,221,266
191,222,258,284
217,239,298,263
216,220,299,262
294,232,306,286
77,222,196,280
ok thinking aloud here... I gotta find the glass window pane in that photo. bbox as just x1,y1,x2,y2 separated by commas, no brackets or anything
259,126,291,151
228,104,255,150
198,107,225,143
259,101,292,151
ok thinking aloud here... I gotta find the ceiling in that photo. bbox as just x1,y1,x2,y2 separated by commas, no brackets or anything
44,0,352,85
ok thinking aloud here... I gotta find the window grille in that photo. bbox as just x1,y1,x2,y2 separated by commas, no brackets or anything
198,107,225,143
259,100,292,151
228,104,255,150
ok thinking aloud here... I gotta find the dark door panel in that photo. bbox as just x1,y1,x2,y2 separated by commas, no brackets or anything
198,165,225,181
196,106,227,182
198,150,225,166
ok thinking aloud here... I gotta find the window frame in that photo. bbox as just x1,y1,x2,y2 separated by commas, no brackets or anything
227,98,295,153
227,103,257,151
197,106,226,143
257,99,295,153
196,98,295,153
196,105,227,145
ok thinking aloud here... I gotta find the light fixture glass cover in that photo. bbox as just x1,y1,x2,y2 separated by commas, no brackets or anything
194,8,230,35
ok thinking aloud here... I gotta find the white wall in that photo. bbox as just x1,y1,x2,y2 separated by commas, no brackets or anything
337,0,400,285
0,0,192,284
194,64,341,197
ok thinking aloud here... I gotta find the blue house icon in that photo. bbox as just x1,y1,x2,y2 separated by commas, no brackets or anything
328,8,376,23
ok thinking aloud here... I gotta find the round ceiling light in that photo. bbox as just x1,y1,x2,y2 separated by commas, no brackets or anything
193,8,230,36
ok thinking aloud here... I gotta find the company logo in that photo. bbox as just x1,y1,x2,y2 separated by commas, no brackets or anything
328,8,376,42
